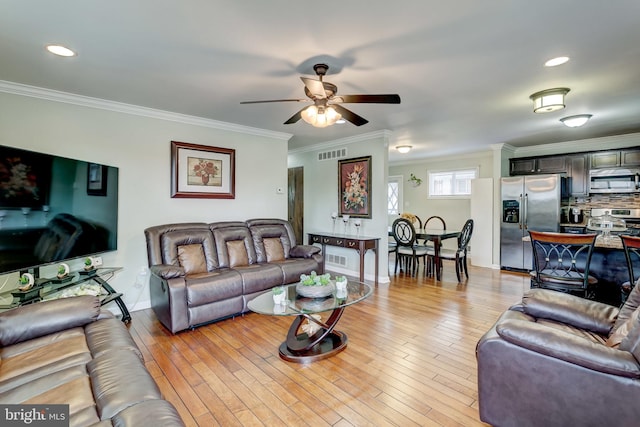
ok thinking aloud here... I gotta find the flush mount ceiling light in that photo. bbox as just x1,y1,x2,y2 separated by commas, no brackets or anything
45,44,76,57
396,145,412,154
300,104,342,128
529,88,570,113
560,114,592,128
545,56,570,67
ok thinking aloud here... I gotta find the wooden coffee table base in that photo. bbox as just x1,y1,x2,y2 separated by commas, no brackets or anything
278,307,348,363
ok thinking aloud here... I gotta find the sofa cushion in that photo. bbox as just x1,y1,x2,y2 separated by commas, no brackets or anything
0,296,100,346
185,269,243,306
177,244,207,274
264,237,285,262
227,240,249,267
160,229,218,271
614,278,640,331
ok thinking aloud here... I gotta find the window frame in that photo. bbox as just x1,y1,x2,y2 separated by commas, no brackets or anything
427,167,479,199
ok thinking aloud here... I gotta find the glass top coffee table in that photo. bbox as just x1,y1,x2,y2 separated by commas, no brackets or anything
248,281,372,363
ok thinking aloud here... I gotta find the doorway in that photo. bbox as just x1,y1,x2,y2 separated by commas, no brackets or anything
288,166,304,244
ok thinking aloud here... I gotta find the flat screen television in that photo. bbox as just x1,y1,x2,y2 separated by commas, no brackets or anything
0,145,118,276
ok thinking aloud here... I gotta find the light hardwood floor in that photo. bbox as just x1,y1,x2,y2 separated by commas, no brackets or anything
128,263,530,426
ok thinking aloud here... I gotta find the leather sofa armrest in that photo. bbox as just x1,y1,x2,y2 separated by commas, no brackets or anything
522,289,619,335
496,318,640,378
290,245,321,259
0,295,100,346
150,264,185,280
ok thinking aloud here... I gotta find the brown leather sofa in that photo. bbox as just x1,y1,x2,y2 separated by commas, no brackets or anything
144,218,323,333
0,295,184,426
477,287,640,427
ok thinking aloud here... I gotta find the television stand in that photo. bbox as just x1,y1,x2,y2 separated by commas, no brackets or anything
0,267,131,323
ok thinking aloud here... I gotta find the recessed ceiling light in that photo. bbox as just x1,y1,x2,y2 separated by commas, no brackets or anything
46,44,76,57
545,56,569,67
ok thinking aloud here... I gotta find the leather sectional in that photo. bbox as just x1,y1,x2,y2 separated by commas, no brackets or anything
0,295,184,426
144,219,323,333
477,287,640,427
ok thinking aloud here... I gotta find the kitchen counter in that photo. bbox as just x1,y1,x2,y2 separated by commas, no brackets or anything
522,234,623,249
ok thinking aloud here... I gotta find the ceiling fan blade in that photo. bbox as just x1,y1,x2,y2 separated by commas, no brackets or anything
240,99,307,104
283,107,306,124
332,104,369,126
334,94,401,104
300,77,327,99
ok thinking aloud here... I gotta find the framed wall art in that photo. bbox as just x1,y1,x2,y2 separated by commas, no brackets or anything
338,155,372,218
87,163,108,196
171,141,235,199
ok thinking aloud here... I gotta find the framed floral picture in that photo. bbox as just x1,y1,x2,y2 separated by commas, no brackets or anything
171,141,235,199
338,156,372,218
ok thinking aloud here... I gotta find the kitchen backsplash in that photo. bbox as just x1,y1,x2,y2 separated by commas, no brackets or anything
564,193,640,216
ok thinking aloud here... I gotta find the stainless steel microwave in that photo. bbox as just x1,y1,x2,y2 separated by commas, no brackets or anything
589,168,640,193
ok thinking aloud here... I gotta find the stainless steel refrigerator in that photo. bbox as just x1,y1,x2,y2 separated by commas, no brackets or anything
500,174,561,270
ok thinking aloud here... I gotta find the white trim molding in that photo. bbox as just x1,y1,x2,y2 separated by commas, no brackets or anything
0,80,293,141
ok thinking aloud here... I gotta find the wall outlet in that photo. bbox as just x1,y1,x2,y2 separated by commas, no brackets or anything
92,256,103,266
276,187,284,194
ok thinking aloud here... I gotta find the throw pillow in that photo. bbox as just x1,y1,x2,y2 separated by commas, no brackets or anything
227,240,249,267
177,244,207,275
264,237,285,262
607,306,640,348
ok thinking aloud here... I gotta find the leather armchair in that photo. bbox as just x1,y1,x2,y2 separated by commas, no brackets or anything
477,287,640,427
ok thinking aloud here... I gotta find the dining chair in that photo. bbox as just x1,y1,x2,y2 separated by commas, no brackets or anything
422,215,446,246
528,230,598,298
620,234,640,302
430,219,474,282
391,218,429,276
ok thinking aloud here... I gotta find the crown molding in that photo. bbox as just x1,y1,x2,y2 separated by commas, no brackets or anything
287,130,392,155
0,80,293,142
512,133,640,157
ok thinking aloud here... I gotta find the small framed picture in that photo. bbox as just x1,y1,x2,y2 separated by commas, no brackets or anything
338,156,372,218
87,163,108,196
171,141,235,199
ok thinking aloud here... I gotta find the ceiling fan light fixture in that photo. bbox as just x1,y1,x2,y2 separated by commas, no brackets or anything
396,145,412,154
560,114,592,128
301,105,342,128
529,88,570,113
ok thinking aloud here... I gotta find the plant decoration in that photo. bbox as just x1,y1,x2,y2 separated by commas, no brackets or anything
57,263,70,279
401,212,418,224
18,273,35,291
299,271,331,287
408,173,422,187
84,257,94,271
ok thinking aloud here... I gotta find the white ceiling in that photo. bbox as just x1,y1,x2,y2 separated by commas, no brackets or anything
2,1,640,162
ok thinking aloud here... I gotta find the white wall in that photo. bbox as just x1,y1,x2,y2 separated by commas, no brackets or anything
388,150,494,251
0,90,290,311
288,131,390,283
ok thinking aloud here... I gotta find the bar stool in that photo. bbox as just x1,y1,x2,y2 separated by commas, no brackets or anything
620,235,640,303
528,231,598,299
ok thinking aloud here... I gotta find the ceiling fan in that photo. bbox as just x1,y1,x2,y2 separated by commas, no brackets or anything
240,63,401,127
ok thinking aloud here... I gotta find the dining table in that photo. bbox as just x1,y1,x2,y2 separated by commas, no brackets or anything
389,227,461,280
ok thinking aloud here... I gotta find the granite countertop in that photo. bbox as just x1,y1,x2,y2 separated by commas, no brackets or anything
522,234,623,249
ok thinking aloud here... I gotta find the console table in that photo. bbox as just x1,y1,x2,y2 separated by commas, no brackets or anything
308,232,380,285
0,267,131,323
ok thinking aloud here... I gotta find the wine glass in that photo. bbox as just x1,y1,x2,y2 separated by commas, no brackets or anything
331,211,338,234
353,219,362,236
342,215,350,234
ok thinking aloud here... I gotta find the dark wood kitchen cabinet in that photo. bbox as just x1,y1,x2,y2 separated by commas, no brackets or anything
509,155,567,175
567,154,588,196
590,148,640,169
